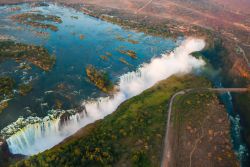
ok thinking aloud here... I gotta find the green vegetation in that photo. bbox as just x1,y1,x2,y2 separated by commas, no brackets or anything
171,86,239,166
127,39,139,44
99,52,113,61
192,37,250,141
200,38,227,69
0,77,14,113
118,49,137,59
173,90,214,127
100,15,176,38
0,40,54,111
0,76,34,113
25,21,58,31
0,100,9,114
11,13,62,31
18,63,31,70
86,65,114,93
30,2,49,7
11,13,62,23
98,14,211,39
79,7,213,42
0,77,14,101
13,75,212,167
0,40,56,71
115,35,139,44
191,51,204,59
100,55,108,61
115,35,126,42
55,99,63,109
119,57,131,66
0,138,10,167
18,83,32,96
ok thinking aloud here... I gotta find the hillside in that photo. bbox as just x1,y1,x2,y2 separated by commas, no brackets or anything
12,75,238,166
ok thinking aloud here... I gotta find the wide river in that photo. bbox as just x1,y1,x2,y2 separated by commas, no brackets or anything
0,2,248,165
0,3,179,129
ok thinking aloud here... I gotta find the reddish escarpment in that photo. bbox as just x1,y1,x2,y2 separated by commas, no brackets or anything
76,0,250,42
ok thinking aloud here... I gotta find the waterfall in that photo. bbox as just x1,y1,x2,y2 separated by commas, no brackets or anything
7,119,60,155
1,38,206,155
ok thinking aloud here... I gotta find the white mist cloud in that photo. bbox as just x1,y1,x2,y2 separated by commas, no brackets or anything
6,38,205,155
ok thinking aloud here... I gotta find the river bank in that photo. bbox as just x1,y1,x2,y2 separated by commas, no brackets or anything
0,1,249,166
12,75,240,166
68,3,250,162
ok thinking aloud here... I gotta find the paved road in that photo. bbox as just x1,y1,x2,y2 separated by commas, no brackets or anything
161,87,249,167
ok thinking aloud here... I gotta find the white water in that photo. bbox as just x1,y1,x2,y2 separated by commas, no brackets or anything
5,38,206,155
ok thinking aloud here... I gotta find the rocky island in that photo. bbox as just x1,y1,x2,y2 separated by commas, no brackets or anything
0,40,56,71
86,65,114,93
11,13,62,31
0,77,14,113
118,49,137,59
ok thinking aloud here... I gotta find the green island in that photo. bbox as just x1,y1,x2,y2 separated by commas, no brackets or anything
0,40,56,71
118,49,137,59
115,35,126,42
12,75,237,166
11,13,62,31
0,77,14,113
127,39,139,44
115,35,139,44
18,83,32,96
86,65,114,93
99,52,114,61
30,2,49,7
119,57,131,66
99,55,108,61
0,40,55,113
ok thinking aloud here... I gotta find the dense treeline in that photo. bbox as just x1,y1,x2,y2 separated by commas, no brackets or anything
13,75,210,167
0,40,55,71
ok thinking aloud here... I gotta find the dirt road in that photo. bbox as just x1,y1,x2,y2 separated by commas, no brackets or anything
161,87,249,167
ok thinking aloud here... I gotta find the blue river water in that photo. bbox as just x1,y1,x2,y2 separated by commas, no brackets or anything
0,2,249,165
0,3,178,129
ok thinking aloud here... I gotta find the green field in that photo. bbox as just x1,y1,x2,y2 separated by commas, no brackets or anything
12,75,211,167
